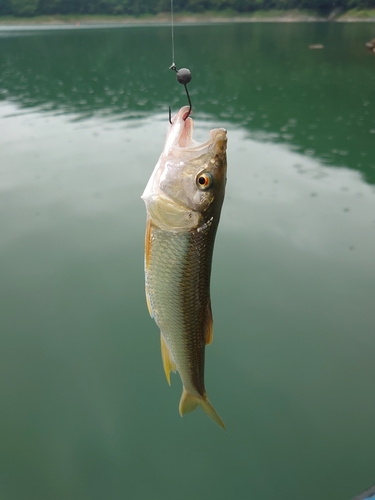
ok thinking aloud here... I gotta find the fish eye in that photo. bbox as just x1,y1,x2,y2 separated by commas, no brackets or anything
197,173,213,190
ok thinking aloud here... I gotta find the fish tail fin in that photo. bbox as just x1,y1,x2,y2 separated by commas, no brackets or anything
179,387,225,430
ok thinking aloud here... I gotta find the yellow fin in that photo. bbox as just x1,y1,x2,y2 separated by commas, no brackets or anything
144,218,152,270
205,300,214,345
144,219,153,317
160,334,176,386
145,288,153,317
179,387,225,430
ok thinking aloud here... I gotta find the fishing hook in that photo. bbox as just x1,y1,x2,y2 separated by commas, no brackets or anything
169,66,192,124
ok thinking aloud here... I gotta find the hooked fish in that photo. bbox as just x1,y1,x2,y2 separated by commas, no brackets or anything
141,106,227,429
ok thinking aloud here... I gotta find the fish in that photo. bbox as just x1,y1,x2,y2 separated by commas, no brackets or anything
141,105,227,429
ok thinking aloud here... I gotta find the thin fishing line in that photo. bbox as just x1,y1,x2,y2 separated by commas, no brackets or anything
168,0,192,122
170,0,175,68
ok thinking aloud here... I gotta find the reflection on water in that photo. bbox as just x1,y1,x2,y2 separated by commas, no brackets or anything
0,23,375,182
1,24,375,500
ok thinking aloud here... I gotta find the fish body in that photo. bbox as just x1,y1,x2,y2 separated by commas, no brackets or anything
141,106,227,428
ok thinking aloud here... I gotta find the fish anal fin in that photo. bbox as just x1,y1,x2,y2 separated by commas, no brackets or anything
179,388,225,430
204,300,214,345
160,334,176,386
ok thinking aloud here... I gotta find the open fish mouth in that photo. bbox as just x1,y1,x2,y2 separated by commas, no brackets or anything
168,105,227,155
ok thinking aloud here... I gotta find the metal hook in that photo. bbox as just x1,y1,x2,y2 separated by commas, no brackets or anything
169,66,192,124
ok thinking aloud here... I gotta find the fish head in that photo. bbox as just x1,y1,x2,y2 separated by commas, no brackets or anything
142,106,227,231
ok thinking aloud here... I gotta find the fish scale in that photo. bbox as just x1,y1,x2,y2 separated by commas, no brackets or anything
146,224,213,396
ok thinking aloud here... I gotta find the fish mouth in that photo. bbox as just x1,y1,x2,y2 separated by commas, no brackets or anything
170,106,227,154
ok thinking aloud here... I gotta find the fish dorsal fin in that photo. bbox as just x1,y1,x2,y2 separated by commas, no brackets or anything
160,334,177,386
205,300,214,345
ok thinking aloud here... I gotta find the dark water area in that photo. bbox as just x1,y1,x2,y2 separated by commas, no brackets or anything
0,23,375,500
1,23,375,181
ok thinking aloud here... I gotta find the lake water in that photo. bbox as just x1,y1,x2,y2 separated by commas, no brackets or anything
1,22,375,500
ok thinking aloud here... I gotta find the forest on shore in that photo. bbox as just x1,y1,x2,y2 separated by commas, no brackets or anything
1,0,375,18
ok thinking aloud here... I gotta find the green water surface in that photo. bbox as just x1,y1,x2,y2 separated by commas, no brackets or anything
0,22,375,500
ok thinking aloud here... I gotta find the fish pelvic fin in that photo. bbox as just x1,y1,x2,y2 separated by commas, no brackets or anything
160,334,177,386
179,387,225,430
204,299,213,345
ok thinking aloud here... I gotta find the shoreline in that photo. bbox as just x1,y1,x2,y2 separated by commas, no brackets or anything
0,10,375,26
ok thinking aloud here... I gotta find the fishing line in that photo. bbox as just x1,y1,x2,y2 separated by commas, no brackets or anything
168,0,192,122
170,0,176,70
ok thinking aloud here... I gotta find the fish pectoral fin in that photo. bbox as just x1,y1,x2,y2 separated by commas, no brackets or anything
145,287,153,318
160,334,177,386
179,388,225,430
144,218,154,318
204,299,214,345
144,218,152,270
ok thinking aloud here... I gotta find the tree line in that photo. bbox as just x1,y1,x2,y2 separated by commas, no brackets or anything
1,0,374,17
